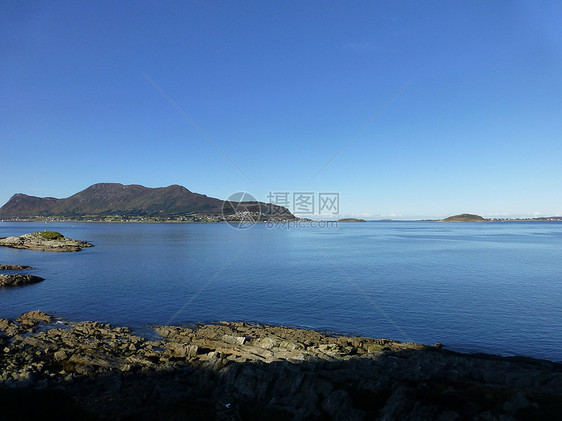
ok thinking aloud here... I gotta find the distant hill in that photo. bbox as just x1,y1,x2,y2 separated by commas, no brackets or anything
442,213,487,222
337,218,366,222
0,183,294,220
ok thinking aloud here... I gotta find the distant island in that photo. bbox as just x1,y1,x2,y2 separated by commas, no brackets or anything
0,183,296,223
337,218,366,222
441,213,562,222
442,213,487,222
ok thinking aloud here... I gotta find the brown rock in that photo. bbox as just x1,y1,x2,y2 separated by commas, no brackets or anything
0,265,34,270
0,274,45,287
17,311,53,326
166,343,199,359
53,350,68,361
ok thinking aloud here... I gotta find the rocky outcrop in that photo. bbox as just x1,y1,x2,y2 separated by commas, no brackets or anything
1,312,562,419
0,232,93,252
0,274,44,287
0,265,33,270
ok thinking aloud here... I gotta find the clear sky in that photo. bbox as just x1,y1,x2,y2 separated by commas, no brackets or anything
1,1,561,219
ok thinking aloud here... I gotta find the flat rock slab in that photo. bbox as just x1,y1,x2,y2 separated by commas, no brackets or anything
0,274,44,287
0,232,93,252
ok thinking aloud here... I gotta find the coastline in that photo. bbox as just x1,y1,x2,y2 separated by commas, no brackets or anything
3,218,562,224
2,312,562,419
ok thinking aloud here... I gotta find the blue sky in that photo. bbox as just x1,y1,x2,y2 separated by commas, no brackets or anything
1,1,561,219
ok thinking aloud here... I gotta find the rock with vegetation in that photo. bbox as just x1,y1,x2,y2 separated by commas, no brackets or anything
1,312,562,419
442,213,488,222
0,274,44,287
0,232,93,252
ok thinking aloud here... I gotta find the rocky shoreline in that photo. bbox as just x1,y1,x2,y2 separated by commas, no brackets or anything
1,312,561,420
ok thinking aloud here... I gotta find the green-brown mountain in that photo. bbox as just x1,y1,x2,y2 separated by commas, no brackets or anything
442,213,487,222
0,183,294,219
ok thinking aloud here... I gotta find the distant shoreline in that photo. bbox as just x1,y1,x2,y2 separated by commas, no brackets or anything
2,218,562,223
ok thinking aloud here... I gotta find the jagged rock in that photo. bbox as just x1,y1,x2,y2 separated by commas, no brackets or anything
0,319,20,337
53,350,69,361
17,311,53,326
165,343,199,358
0,274,44,287
257,337,278,349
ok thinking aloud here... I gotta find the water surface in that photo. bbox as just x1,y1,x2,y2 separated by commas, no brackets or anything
1,221,561,361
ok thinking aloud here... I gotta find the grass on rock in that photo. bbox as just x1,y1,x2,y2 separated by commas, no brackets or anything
34,231,64,240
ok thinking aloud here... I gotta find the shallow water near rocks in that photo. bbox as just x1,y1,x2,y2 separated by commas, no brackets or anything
1,221,561,361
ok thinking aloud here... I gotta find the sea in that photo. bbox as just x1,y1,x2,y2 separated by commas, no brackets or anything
1,221,561,362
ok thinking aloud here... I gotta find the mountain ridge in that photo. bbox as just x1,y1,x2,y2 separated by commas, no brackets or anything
0,183,294,220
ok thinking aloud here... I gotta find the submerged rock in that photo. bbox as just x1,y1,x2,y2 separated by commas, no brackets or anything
0,232,93,252
0,274,44,287
0,265,34,270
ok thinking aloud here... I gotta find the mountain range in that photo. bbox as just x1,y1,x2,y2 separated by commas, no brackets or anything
0,183,294,220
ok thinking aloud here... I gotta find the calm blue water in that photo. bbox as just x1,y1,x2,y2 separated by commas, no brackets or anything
1,221,561,361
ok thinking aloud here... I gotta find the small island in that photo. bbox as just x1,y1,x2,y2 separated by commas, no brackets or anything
0,232,94,252
0,274,44,287
337,218,366,222
442,213,487,222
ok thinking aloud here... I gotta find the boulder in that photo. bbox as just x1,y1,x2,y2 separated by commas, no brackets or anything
17,311,53,325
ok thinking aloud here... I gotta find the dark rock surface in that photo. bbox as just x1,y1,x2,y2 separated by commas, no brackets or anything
0,274,44,287
0,265,34,270
0,232,93,252
1,312,562,420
